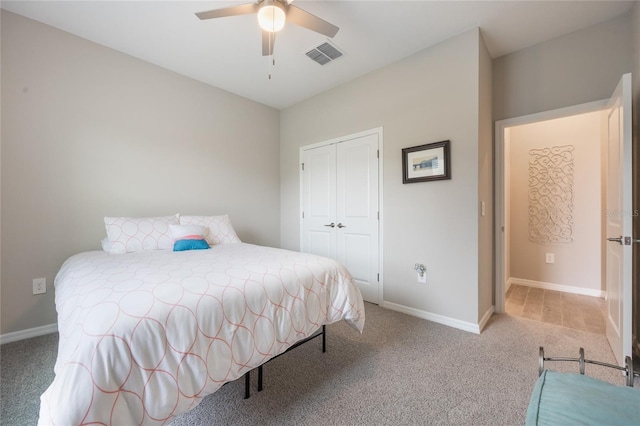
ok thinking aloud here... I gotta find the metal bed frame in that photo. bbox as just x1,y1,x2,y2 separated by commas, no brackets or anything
243,325,326,398
538,346,638,386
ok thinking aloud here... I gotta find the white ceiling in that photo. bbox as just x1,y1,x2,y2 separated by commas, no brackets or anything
2,0,634,109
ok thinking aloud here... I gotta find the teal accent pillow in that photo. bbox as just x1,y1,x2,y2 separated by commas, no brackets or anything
170,224,210,252
173,239,210,251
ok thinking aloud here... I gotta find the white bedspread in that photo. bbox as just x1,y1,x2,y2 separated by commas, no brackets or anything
38,243,365,425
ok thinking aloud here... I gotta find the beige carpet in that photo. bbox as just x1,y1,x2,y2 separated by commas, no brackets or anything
1,303,631,425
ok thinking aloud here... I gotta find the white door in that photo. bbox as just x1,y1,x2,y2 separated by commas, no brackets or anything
605,73,633,366
301,144,337,259
301,133,380,303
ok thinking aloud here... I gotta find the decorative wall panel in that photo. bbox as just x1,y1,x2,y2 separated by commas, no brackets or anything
528,145,575,244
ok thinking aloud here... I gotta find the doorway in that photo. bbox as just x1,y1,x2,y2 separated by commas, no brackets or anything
496,76,633,365
495,100,608,329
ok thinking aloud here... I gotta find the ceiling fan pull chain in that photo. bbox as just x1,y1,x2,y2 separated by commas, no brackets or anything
268,29,271,79
267,35,275,80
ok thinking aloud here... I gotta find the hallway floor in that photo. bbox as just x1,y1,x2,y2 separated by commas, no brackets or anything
505,284,606,335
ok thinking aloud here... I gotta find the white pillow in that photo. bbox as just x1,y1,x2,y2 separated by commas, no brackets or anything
100,237,111,252
179,215,241,245
104,214,179,254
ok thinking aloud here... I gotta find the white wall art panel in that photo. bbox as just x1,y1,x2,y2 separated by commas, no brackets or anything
528,145,575,244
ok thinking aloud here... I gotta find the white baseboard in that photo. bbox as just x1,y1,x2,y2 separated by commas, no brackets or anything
509,277,605,298
505,277,513,293
381,301,487,334
478,305,495,332
0,323,58,345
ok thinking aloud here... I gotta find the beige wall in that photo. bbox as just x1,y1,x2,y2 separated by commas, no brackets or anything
493,14,633,121
0,12,281,335
281,29,487,326
508,111,603,293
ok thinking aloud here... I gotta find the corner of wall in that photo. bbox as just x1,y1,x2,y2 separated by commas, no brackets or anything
478,29,494,321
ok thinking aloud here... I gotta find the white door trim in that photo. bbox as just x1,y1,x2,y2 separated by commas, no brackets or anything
299,127,384,304
494,100,607,313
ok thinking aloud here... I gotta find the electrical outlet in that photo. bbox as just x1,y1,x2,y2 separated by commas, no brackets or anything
33,277,46,295
414,263,427,283
545,253,555,264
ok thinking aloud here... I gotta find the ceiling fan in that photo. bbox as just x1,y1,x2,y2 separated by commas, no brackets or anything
196,0,339,56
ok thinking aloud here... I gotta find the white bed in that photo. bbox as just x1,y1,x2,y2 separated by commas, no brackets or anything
38,243,365,425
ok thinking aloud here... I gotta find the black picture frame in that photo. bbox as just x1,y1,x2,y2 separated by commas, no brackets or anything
402,140,451,183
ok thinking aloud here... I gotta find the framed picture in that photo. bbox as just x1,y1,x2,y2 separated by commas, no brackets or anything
402,140,451,183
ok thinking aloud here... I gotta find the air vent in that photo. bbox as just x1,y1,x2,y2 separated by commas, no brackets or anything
305,41,343,66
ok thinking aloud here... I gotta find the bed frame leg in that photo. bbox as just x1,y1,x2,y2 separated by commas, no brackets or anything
322,325,326,353
244,371,250,399
244,325,327,399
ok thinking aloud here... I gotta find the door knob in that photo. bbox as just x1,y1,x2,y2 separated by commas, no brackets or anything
324,223,335,228
337,223,346,228
607,236,623,244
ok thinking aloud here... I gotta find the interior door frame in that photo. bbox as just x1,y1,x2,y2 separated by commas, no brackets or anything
494,100,607,313
299,127,384,304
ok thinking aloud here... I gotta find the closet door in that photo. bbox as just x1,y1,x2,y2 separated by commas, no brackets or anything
301,144,337,259
336,134,379,303
301,132,380,304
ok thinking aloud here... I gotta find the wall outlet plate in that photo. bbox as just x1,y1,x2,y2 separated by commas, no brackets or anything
33,277,46,295
545,253,555,264
417,271,427,283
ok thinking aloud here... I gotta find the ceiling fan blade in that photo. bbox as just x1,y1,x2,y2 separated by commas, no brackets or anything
262,30,276,56
195,3,258,20
286,5,339,38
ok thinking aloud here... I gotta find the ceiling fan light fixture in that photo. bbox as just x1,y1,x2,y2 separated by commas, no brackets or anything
258,1,286,32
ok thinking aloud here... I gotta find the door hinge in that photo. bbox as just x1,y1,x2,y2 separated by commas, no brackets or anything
301,163,304,171
302,211,304,219
377,273,379,282
377,150,379,159
377,211,380,220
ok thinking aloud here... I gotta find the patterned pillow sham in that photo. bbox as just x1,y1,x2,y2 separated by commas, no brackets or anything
104,214,179,254
179,215,241,246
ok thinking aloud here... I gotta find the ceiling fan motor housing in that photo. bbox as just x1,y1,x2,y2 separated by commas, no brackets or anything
258,0,287,32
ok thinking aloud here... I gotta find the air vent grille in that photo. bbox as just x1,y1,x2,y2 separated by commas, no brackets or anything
306,49,331,65
305,41,343,66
